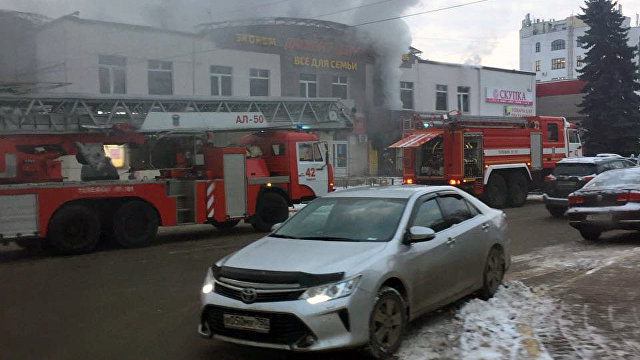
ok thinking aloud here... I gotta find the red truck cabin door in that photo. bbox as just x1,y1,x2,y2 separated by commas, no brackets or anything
296,142,329,197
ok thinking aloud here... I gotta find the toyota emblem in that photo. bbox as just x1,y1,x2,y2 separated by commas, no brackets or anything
240,288,258,303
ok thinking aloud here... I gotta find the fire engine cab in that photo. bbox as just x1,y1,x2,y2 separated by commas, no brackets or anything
392,113,582,208
0,95,350,254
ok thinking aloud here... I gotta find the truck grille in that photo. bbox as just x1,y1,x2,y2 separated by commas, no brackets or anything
214,282,304,303
202,305,313,345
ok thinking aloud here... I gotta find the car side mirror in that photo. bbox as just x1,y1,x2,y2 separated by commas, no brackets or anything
404,226,436,244
271,223,283,232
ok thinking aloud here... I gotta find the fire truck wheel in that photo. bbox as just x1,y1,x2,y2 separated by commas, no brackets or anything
507,171,529,207
252,192,289,232
484,174,508,208
113,201,159,248
47,204,101,255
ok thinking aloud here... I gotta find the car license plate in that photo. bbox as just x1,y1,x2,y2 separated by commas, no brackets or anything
586,213,612,222
223,314,270,333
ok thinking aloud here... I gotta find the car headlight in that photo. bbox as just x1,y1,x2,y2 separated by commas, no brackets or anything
300,276,361,305
202,268,214,294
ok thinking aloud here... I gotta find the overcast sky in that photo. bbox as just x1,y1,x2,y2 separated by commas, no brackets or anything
1,0,639,70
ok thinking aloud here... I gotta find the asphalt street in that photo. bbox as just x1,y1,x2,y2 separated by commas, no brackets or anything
0,200,638,360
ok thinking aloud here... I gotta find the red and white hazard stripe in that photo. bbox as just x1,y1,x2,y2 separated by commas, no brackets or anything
206,182,215,218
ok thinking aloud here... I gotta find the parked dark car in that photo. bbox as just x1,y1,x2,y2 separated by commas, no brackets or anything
543,156,637,217
567,167,640,240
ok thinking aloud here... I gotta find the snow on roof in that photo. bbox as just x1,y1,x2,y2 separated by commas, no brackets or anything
557,156,622,164
325,185,452,199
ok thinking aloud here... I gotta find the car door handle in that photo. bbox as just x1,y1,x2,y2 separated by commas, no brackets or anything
481,223,490,231
446,237,456,247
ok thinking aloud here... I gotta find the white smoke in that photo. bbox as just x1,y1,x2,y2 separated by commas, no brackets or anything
462,39,497,66
1,0,419,108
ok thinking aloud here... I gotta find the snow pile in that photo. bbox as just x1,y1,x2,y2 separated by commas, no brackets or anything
398,282,556,360
458,282,554,360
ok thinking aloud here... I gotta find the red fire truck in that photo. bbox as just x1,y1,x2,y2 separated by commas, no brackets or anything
0,95,349,254
392,113,582,208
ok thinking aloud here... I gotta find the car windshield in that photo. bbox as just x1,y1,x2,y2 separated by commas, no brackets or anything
553,163,597,176
584,168,640,188
272,197,407,242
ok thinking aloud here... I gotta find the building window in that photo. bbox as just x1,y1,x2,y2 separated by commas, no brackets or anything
551,39,566,51
576,56,584,67
535,42,540,53
99,55,126,94
210,65,232,96
436,84,448,111
250,68,270,96
457,86,470,113
331,75,348,99
551,58,566,70
299,73,317,98
400,81,414,110
535,60,541,72
148,60,173,95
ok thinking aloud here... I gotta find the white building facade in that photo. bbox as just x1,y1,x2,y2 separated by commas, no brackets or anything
35,17,282,97
400,59,536,118
520,13,640,82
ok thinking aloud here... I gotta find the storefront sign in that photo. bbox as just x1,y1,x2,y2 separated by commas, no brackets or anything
235,33,277,46
293,56,358,71
504,105,534,117
486,87,534,105
285,38,363,56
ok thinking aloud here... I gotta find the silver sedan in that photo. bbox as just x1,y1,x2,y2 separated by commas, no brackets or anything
198,185,510,358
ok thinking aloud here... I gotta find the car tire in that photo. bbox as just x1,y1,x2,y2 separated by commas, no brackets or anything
252,192,288,232
484,173,508,208
507,171,529,207
547,206,566,218
212,220,240,231
580,229,602,241
47,204,101,255
364,286,407,359
479,247,505,300
113,200,158,248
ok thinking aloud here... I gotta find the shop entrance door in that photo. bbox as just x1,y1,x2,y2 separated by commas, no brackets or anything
332,142,348,177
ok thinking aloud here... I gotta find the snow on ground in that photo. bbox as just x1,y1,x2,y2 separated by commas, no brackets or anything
510,243,640,279
398,281,555,360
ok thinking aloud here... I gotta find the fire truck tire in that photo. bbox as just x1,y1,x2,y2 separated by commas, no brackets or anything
47,204,101,255
113,201,159,248
484,174,508,208
507,171,529,207
252,192,289,232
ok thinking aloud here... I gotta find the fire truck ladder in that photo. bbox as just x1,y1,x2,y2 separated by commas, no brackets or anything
408,113,531,130
0,95,353,134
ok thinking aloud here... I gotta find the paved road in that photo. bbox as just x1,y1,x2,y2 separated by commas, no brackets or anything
0,201,638,360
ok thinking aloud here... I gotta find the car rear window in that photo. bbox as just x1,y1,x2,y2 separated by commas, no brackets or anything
553,163,596,176
584,167,640,188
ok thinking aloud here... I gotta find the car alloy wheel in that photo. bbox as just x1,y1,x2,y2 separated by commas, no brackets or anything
365,286,407,359
480,247,505,300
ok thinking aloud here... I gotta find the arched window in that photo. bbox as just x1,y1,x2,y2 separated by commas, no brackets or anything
551,39,566,51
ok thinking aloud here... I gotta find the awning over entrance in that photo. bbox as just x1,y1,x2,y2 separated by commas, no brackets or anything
387,132,442,148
